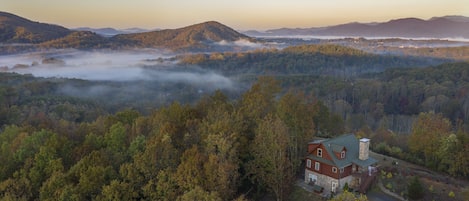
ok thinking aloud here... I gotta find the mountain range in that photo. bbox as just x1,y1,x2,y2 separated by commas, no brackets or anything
1,11,469,53
0,11,250,52
244,16,469,39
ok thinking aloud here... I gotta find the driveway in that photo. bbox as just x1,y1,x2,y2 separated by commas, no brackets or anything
367,190,399,201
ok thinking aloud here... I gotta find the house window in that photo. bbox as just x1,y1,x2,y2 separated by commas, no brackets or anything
315,162,320,171
332,167,337,173
317,148,322,157
341,151,346,159
306,159,311,168
340,168,344,173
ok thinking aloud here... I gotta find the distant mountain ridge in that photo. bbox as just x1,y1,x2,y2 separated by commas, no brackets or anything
245,16,469,39
73,27,152,37
431,15,469,23
0,11,251,52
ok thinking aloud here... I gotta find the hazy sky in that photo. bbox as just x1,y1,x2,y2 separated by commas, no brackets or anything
2,0,468,30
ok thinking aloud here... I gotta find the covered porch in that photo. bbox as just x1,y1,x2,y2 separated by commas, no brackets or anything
349,158,379,193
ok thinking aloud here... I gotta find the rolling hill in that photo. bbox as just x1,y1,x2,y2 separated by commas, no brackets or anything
39,31,109,49
0,11,71,43
111,21,251,50
0,11,253,52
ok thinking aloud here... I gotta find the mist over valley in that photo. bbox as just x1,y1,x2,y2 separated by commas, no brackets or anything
1,11,468,115
1,9,469,201
0,49,244,112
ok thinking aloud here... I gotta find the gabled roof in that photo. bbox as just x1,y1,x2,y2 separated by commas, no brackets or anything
307,133,377,168
330,144,345,153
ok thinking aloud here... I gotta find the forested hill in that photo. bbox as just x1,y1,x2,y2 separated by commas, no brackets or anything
282,44,369,55
0,11,71,43
179,44,451,76
39,31,110,49
0,11,253,52
111,21,252,50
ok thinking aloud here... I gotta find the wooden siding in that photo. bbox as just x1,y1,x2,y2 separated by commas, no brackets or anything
307,143,319,154
310,144,333,161
305,160,353,179
343,165,353,177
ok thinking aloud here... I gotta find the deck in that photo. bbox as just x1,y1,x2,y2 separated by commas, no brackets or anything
355,170,378,193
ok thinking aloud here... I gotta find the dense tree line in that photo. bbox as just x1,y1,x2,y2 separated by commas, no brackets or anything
380,46,469,61
179,44,450,77
261,62,469,135
0,77,318,200
407,112,469,177
322,38,469,61
0,72,243,121
0,73,104,126
373,112,469,178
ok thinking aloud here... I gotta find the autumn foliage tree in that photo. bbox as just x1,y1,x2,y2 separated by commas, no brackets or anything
409,112,452,169
329,190,368,201
248,114,292,201
0,77,321,200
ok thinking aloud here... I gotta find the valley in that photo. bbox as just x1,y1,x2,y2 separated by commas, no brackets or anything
1,10,469,201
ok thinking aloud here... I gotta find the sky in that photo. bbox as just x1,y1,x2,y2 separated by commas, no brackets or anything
2,0,468,30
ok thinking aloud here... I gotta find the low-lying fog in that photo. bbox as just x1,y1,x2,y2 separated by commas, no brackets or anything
258,36,469,48
0,49,234,89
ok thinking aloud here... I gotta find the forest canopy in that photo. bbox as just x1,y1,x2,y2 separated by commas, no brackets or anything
0,77,319,200
1,43,469,200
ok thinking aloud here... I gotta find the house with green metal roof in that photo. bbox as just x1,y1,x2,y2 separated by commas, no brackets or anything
305,134,378,195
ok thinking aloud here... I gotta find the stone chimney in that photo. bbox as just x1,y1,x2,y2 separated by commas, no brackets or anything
359,138,370,160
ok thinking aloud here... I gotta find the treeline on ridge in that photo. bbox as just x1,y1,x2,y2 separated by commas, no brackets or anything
179,44,451,76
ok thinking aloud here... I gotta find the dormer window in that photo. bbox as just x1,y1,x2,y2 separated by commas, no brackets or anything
341,151,346,159
317,148,322,157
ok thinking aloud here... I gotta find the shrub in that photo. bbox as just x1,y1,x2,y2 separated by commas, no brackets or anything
387,172,393,179
429,185,434,193
448,191,455,198
381,170,387,179
343,182,349,192
407,176,424,200
386,183,393,190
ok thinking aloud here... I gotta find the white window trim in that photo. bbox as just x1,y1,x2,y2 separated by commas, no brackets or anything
340,167,344,173
317,148,322,157
341,151,346,159
332,167,337,173
306,159,311,168
315,162,320,171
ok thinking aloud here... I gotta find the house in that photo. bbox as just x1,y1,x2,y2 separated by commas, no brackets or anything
305,134,378,194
